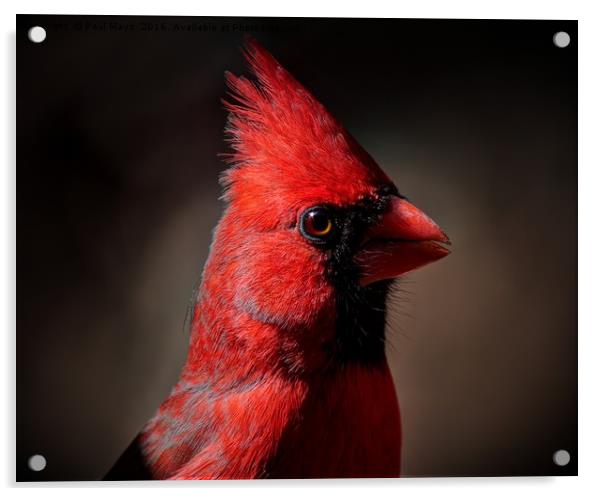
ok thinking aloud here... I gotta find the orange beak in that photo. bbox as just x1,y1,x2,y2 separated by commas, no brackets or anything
356,197,451,286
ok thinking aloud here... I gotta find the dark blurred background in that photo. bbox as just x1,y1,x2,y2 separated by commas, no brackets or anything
17,16,577,480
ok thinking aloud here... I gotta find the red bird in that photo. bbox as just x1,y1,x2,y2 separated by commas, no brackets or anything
105,40,450,480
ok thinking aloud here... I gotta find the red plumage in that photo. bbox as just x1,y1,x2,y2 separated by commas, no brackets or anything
105,39,449,480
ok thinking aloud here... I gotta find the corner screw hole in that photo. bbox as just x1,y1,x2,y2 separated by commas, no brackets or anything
28,454,47,472
553,449,570,466
28,26,46,43
553,31,570,48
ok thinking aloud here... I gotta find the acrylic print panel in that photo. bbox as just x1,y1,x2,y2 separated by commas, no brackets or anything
16,15,577,481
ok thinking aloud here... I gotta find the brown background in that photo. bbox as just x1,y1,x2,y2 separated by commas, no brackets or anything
17,16,577,480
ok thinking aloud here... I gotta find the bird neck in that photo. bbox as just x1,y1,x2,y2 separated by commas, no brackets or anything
181,235,392,383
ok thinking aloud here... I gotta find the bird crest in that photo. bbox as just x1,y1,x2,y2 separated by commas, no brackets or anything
221,38,391,212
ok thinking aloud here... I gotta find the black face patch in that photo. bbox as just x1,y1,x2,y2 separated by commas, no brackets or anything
302,185,400,367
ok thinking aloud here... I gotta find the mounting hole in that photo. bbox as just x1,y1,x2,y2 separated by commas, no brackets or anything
28,454,47,471
553,449,570,466
28,26,46,43
553,31,570,48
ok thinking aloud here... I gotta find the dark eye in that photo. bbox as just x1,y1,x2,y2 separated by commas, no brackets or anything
300,206,334,242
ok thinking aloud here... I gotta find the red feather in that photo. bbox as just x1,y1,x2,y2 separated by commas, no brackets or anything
108,39,429,480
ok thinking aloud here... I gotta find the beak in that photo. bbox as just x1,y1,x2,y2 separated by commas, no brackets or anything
356,197,451,286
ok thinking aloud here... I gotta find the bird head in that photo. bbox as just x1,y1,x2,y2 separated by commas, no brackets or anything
198,40,450,370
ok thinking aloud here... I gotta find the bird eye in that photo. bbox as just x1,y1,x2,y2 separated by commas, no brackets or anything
300,207,334,242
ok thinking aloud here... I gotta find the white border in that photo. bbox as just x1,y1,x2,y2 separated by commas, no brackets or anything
3,1,601,495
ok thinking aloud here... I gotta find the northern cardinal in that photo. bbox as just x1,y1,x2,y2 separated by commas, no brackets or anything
105,39,450,480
